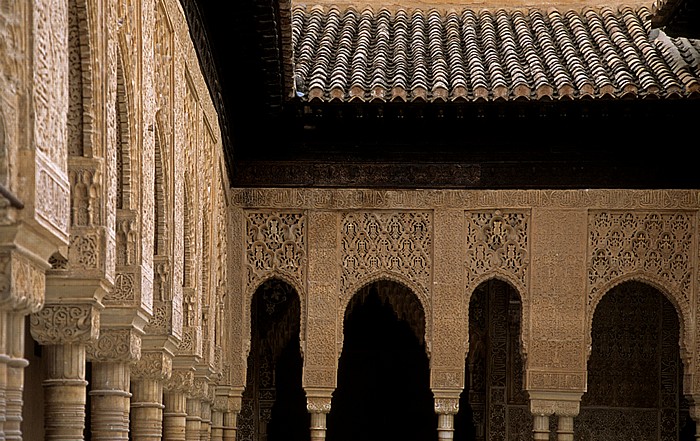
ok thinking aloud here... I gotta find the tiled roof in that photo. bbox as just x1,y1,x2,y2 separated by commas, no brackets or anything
291,4,700,102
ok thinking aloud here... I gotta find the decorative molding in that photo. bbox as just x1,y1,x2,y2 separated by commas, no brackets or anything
87,328,141,362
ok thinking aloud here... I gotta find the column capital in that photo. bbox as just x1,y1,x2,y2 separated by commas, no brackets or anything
164,368,195,394
30,303,100,345
86,328,142,363
131,350,172,380
434,397,460,415
305,388,334,414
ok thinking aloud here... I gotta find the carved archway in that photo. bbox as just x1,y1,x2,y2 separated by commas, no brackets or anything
238,278,309,441
580,280,695,440
456,278,529,440
327,280,436,441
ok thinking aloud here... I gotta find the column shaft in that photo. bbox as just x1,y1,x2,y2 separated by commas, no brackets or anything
163,392,187,441
210,410,223,441
5,313,27,441
185,398,202,441
131,378,164,441
310,412,327,441
43,344,88,441
90,362,131,441
200,401,211,441
533,414,550,441
221,411,237,441
437,413,455,441
557,415,574,441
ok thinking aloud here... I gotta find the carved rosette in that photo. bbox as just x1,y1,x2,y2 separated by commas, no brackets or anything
87,328,142,362
465,210,529,293
30,304,100,345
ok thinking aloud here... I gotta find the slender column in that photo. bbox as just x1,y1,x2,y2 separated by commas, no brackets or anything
434,397,459,441
130,351,172,441
42,344,88,440
163,392,187,441
199,400,211,441
131,378,164,441
5,312,28,441
0,311,7,438
306,393,332,441
31,303,102,441
89,361,132,440
532,414,550,441
210,408,223,441
221,411,237,441
556,415,574,441
186,397,202,441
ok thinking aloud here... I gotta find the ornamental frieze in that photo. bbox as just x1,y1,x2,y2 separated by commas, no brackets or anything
231,188,700,210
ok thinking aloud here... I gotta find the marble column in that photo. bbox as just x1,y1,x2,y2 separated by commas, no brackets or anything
163,391,187,441
221,411,237,441
130,351,171,441
200,399,211,441
131,378,164,440
307,394,332,441
31,303,102,441
210,407,223,441
532,414,550,441
42,344,89,440
434,396,460,441
4,313,28,441
185,397,202,441
89,361,132,440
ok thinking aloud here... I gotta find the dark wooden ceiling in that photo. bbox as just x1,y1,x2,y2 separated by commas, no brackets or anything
187,0,700,190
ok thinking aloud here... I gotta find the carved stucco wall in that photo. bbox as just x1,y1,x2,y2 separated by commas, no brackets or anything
230,189,700,402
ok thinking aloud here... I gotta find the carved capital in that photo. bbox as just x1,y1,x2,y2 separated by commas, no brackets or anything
305,390,333,414
30,303,100,345
131,351,172,380
86,328,141,362
434,397,460,415
165,368,195,393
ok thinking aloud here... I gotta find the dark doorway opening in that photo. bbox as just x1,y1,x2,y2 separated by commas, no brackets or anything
455,279,529,440
327,281,436,441
580,281,695,440
237,279,309,441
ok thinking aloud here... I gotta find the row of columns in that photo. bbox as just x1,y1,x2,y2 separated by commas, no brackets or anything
38,353,241,441
303,391,583,441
